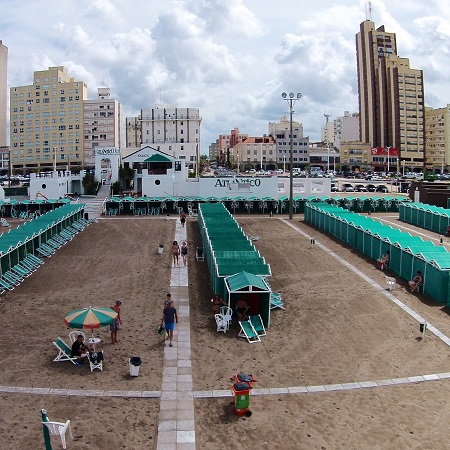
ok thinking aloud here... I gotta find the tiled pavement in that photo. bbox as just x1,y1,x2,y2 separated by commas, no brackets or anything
156,221,196,450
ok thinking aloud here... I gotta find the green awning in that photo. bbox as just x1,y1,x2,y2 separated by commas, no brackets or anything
226,271,270,292
143,154,172,163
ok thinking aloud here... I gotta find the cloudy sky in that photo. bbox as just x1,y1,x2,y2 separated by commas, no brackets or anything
2,0,450,154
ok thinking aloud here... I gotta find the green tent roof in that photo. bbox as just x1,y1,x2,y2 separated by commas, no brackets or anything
226,271,270,292
143,154,172,163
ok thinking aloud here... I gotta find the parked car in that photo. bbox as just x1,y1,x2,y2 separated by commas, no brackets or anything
354,184,367,192
341,183,354,192
366,184,376,192
376,184,389,193
331,184,339,192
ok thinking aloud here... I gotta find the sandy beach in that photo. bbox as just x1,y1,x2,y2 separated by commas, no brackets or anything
1,211,450,449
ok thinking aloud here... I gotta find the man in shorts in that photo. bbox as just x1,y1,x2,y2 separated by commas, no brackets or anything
161,299,178,347
110,299,122,344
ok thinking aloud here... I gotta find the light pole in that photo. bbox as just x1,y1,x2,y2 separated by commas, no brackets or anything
282,92,302,219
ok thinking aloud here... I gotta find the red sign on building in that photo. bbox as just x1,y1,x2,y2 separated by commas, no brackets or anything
370,147,399,157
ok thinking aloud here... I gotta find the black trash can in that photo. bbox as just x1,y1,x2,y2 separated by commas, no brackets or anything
84,212,89,220
129,356,142,376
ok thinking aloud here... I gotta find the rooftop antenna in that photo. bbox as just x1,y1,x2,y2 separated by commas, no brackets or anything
365,1,373,21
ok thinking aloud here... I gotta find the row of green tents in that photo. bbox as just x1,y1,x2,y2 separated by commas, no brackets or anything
399,202,450,235
304,202,450,305
0,203,86,276
198,203,272,326
104,194,410,216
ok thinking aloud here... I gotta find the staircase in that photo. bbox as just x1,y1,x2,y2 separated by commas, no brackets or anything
78,184,110,220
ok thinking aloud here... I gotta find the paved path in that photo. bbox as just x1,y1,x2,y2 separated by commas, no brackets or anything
156,222,196,450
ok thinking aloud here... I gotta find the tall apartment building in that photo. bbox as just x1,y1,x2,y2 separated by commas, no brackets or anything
0,41,9,174
268,116,309,169
356,20,425,170
0,41,7,147
10,66,87,173
139,104,201,170
425,105,450,172
83,87,123,168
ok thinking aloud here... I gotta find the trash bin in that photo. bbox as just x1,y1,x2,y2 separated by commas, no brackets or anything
157,244,164,254
232,382,251,416
129,356,142,377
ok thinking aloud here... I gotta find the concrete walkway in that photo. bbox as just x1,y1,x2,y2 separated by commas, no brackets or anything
157,222,196,450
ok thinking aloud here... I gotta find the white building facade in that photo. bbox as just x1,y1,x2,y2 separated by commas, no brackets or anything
83,87,123,168
140,104,201,173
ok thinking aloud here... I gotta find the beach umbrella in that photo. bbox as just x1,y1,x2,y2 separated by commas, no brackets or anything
64,306,117,330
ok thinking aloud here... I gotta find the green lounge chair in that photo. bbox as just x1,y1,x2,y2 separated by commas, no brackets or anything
26,254,44,266
53,337,77,364
270,293,285,310
238,320,261,343
249,315,266,336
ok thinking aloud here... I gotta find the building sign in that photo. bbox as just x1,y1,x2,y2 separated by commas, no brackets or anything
0,146,9,154
95,147,120,156
214,177,261,189
371,147,399,157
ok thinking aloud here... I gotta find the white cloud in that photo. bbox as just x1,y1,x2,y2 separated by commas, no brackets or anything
2,0,450,152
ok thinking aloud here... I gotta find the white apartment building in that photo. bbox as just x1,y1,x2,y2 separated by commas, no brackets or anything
0,41,7,148
83,87,123,168
125,116,141,149
269,116,309,169
140,104,201,171
425,105,450,172
334,111,360,150
9,66,88,173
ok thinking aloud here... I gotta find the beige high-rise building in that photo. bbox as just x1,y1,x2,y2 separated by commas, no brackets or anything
0,41,7,147
10,66,87,173
425,105,450,172
83,87,123,168
125,115,141,149
356,20,425,171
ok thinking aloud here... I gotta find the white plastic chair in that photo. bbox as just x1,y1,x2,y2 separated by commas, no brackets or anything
220,306,233,326
88,351,104,372
386,276,396,291
69,330,86,344
42,420,73,449
215,314,228,333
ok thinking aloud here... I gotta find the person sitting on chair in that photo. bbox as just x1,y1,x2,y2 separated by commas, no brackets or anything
235,298,249,322
445,226,450,237
409,271,423,292
377,250,390,270
212,294,227,314
71,334,89,366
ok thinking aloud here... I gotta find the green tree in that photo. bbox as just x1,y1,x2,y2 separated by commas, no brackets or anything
82,172,100,195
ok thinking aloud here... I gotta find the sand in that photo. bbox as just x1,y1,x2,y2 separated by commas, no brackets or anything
1,213,450,449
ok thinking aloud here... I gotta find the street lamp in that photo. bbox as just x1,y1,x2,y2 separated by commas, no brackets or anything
281,91,302,219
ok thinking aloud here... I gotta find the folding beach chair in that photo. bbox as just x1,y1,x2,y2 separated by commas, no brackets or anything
11,264,32,278
0,278,15,291
1,218,10,227
2,271,23,286
249,315,266,337
196,247,204,261
26,254,44,266
270,293,285,310
53,337,78,364
238,320,261,343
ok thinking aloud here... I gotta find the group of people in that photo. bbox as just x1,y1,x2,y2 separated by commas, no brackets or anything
171,241,188,266
377,250,423,293
212,294,250,322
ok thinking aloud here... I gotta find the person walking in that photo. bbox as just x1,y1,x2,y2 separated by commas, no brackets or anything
181,241,188,266
180,211,186,228
110,299,122,344
171,240,180,266
161,298,178,347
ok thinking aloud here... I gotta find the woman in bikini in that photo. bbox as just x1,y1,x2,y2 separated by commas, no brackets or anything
171,241,180,266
